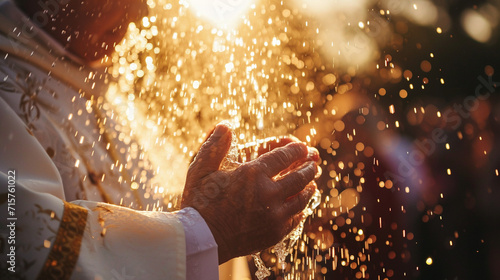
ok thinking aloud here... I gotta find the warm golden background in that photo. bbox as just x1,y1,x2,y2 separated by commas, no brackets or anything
104,0,500,279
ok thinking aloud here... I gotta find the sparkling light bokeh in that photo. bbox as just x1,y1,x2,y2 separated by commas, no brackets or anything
101,0,500,279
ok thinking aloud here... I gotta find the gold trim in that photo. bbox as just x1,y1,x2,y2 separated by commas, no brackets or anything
37,201,88,280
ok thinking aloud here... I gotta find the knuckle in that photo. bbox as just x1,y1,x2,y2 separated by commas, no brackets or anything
288,142,307,156
276,149,292,163
242,162,258,176
298,170,309,183
269,148,291,165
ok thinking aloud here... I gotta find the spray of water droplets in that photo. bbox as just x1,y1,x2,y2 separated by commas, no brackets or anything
216,120,322,279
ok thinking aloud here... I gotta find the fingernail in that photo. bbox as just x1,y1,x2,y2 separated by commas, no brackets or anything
307,147,320,162
212,123,230,138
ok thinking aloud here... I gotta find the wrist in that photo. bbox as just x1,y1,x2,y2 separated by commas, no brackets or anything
203,215,233,264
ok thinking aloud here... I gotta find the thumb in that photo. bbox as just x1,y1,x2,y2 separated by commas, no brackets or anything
189,123,232,180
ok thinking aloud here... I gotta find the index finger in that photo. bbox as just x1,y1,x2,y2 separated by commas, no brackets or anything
239,136,298,163
255,142,309,178
256,136,299,156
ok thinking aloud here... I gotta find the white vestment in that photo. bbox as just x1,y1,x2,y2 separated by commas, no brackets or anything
0,1,219,279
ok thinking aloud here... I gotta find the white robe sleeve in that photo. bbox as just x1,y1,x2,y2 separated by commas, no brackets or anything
177,207,219,280
0,85,218,280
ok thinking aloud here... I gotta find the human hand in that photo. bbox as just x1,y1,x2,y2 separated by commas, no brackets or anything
239,135,320,165
181,124,319,264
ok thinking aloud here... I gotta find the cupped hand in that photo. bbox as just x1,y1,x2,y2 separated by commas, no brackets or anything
181,123,318,264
